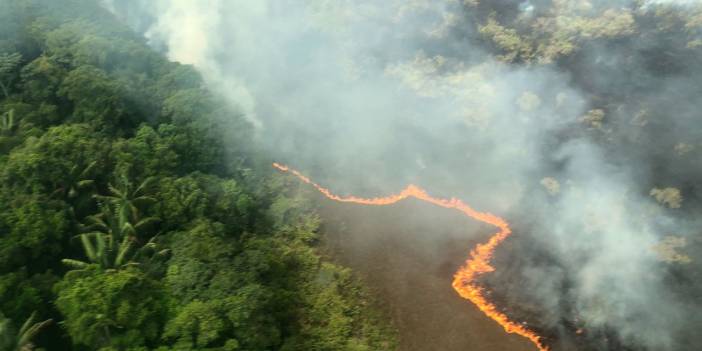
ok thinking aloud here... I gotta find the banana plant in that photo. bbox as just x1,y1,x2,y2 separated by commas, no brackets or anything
62,200,164,272
60,231,135,271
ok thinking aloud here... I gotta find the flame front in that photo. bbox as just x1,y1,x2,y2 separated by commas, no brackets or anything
273,162,549,351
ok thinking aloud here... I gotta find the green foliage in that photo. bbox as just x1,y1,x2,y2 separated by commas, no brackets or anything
162,89,214,125
162,285,280,350
112,125,180,178
63,175,163,272
162,299,231,349
51,161,96,201
0,109,16,136
0,108,26,153
0,2,397,350
0,311,52,351
0,52,22,99
58,65,134,131
164,220,239,302
156,122,226,175
284,263,396,351
21,55,68,110
476,4,636,63
96,174,157,227
155,174,253,233
153,65,203,101
0,193,70,273
55,266,167,349
153,176,209,231
0,270,57,322
1,123,108,194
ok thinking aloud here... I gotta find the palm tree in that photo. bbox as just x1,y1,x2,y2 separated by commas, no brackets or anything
95,175,157,230
51,160,97,200
63,173,166,273
62,201,161,271
0,312,52,351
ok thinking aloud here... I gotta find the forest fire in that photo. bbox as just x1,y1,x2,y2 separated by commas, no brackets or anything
273,163,549,351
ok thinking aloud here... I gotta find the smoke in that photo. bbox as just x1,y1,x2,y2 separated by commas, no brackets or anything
644,0,702,5
104,1,701,350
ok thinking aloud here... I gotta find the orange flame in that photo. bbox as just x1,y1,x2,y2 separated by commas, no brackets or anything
273,162,549,351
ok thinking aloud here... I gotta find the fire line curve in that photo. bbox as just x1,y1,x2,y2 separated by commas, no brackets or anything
273,163,548,351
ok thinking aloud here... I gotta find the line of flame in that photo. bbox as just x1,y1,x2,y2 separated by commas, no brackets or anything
273,162,548,351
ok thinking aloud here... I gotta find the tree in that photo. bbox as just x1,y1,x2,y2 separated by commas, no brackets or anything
54,266,166,349
0,108,21,153
0,124,108,194
62,200,162,272
0,109,16,136
95,174,157,229
0,52,21,99
0,3,399,350
153,65,203,101
61,231,136,272
0,193,70,274
164,220,238,303
51,161,96,201
18,56,65,126
0,311,52,351
162,285,280,350
57,65,134,131
111,125,180,178
154,174,253,233
0,270,57,325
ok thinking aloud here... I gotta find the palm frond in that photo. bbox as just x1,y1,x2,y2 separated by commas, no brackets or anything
61,258,90,269
17,317,52,348
92,194,112,202
95,233,107,267
134,217,159,232
121,221,136,238
133,196,157,207
134,177,156,196
107,183,124,199
79,234,97,262
68,164,79,178
79,161,98,178
90,217,109,231
156,249,171,257
17,312,35,337
114,236,133,267
76,179,95,189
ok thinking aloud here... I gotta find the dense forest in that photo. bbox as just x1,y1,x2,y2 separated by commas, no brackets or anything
4,0,702,350
0,1,396,350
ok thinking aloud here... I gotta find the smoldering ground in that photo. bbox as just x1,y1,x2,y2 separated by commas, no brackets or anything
105,1,702,350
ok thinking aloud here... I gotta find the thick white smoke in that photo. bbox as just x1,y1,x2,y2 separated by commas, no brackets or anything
104,1,694,349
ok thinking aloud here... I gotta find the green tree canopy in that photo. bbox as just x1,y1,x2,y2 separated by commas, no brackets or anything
54,266,167,349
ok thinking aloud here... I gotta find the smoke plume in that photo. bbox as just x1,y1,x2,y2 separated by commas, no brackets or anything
104,1,702,349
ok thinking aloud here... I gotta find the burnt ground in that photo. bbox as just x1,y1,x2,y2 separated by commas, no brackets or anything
316,195,537,351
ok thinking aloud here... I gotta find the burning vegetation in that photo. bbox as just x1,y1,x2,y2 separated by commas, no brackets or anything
3,0,702,350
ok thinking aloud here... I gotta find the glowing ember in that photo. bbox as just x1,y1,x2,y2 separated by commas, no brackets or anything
273,162,549,351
